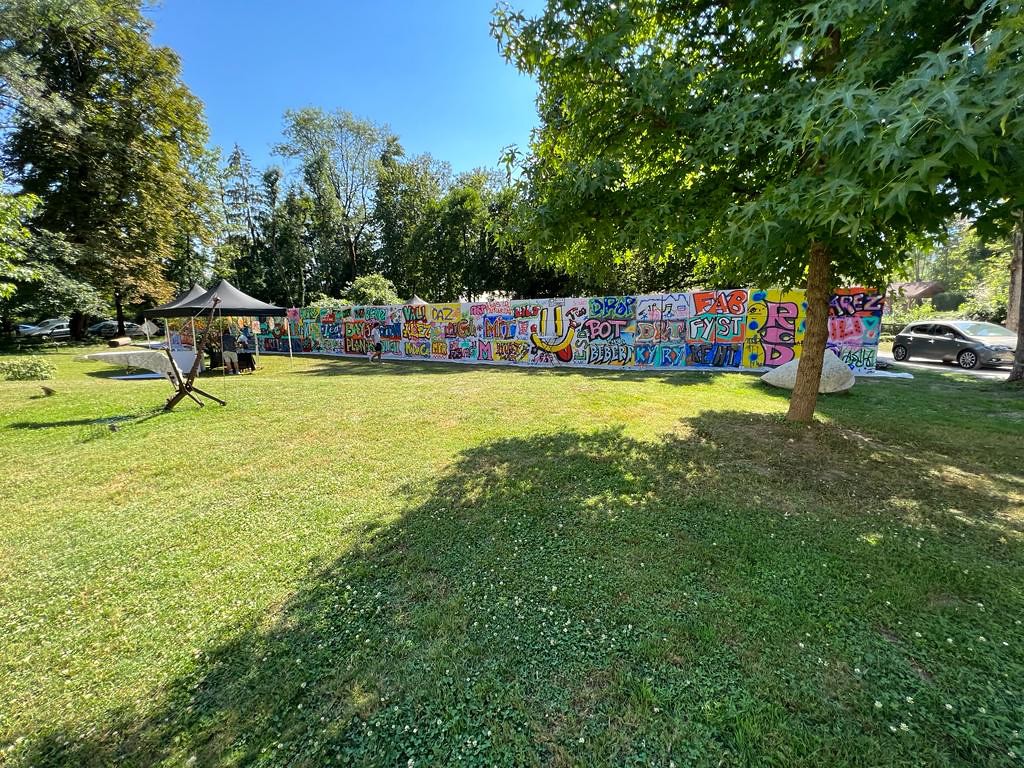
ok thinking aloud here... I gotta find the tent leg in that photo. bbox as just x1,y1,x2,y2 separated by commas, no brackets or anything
165,390,190,411
184,390,205,407
190,385,227,406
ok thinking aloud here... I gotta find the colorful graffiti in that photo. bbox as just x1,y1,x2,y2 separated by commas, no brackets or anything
827,288,884,372
255,288,884,373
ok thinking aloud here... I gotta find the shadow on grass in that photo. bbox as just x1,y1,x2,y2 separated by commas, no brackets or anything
291,356,746,386
17,413,1024,767
7,408,167,432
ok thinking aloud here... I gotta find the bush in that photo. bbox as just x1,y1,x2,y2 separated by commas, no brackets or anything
931,291,966,312
342,274,402,306
0,356,56,381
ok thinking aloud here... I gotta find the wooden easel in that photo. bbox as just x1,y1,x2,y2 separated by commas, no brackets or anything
164,300,227,411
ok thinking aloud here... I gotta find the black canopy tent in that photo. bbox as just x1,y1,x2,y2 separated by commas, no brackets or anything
150,279,283,318
143,282,208,317
143,280,284,411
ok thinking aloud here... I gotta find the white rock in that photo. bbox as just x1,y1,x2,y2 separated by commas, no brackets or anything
760,349,855,393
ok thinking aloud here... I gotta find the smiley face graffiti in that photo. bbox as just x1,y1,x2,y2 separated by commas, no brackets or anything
529,305,585,363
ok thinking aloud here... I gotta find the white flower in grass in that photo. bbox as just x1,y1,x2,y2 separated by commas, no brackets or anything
945,704,953,710
874,701,883,709
978,707,987,714
578,737,585,744
899,723,909,732
905,696,914,705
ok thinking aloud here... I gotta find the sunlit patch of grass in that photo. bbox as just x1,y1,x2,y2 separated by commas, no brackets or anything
0,348,1023,766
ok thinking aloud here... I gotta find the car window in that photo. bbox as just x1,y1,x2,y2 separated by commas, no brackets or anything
954,321,1009,337
911,324,934,336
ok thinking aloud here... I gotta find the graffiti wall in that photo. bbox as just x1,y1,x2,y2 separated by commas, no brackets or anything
166,316,259,353
253,288,884,373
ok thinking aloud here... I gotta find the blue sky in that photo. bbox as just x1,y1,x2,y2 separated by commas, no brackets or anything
145,0,545,175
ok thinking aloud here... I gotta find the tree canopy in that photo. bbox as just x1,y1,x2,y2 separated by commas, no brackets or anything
1,0,211,333
494,0,1024,417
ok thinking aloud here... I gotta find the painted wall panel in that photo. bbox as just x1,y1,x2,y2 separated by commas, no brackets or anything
250,288,884,373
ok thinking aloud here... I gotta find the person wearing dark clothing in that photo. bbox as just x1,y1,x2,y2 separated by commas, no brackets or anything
221,328,239,374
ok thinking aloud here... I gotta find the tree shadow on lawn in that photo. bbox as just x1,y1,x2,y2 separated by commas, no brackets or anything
292,356,742,386
20,413,1024,767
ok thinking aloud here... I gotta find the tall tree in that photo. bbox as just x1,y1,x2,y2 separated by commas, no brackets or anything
375,150,451,297
165,146,224,292
1,0,210,336
495,0,1023,419
276,108,396,288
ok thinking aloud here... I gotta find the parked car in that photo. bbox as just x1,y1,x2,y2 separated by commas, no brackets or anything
87,320,145,338
24,321,71,339
26,317,68,331
892,320,1017,369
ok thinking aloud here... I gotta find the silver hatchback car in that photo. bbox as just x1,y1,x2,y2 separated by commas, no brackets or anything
892,320,1017,369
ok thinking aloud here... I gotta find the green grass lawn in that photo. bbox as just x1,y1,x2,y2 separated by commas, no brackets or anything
1,347,1022,767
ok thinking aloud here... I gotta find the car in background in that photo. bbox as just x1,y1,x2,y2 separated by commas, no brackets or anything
24,320,71,339
21,317,69,337
892,320,1017,369
88,320,146,338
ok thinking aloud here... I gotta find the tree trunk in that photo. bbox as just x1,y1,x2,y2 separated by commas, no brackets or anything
1008,212,1022,333
786,243,833,422
70,310,86,340
114,290,126,336
1009,293,1024,382
1009,214,1024,383
348,237,358,282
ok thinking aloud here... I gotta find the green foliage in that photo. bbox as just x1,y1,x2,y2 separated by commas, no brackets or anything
897,220,1013,324
342,273,401,306
276,108,397,293
375,152,452,297
931,291,966,312
0,230,108,331
961,248,1013,323
0,355,55,380
886,303,949,331
1,0,212,317
0,184,38,300
1,348,1023,765
492,1,1024,288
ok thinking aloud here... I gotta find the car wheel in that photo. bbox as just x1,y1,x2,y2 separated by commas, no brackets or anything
892,344,909,361
957,349,981,370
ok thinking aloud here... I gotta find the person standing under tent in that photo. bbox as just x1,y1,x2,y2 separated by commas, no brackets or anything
221,327,240,374
369,322,383,363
